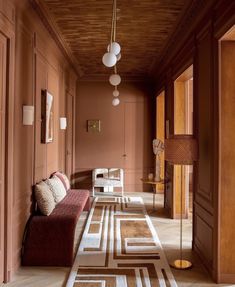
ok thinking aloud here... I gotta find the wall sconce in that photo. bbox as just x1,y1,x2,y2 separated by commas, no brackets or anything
60,117,67,130
23,105,34,126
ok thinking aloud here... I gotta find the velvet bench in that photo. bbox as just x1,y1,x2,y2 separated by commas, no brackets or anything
22,189,90,266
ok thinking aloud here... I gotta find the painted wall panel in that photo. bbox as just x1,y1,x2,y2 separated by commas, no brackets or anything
75,82,153,192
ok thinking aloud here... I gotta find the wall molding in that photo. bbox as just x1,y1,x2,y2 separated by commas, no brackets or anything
151,0,215,78
29,0,83,77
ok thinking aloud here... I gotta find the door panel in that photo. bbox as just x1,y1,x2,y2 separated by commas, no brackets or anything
0,33,7,283
66,92,74,180
34,54,47,183
124,102,151,192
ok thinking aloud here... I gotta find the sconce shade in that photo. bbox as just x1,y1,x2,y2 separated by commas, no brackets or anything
23,105,34,126
164,135,198,165
102,52,117,67
60,117,67,130
109,74,121,86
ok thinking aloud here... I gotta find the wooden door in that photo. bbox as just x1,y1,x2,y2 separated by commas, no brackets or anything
0,33,7,283
219,40,235,277
124,102,151,192
66,92,75,180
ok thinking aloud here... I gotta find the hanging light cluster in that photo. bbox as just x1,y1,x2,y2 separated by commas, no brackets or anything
102,0,121,106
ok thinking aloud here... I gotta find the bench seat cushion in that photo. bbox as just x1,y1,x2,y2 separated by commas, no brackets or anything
22,189,90,266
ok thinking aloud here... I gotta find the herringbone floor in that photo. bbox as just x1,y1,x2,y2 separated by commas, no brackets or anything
3,192,229,287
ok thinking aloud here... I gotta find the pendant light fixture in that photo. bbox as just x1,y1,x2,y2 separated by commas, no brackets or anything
102,0,122,106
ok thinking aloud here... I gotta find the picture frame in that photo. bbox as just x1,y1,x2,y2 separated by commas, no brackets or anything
87,119,101,132
41,89,54,143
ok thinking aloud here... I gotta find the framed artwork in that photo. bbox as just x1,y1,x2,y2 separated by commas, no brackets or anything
41,89,54,143
87,119,101,132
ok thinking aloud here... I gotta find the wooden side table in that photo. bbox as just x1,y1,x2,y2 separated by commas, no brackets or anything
140,178,166,209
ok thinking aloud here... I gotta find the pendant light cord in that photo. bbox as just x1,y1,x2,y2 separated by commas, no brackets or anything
114,0,117,42
109,0,115,50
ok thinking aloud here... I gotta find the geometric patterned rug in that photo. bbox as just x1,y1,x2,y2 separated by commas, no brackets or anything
66,196,178,287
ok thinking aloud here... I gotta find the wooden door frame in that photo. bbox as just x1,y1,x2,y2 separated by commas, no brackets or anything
65,90,75,182
173,64,193,219
0,18,15,282
156,90,165,192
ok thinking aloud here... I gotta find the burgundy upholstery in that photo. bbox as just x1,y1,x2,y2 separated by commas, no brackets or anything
22,189,90,266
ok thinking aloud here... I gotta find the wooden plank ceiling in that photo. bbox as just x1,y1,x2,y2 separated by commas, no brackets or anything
41,0,191,79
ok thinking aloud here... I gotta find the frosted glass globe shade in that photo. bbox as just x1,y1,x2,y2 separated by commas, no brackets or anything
102,52,117,67
116,53,121,61
112,98,120,106
108,42,121,55
113,90,119,97
109,74,121,86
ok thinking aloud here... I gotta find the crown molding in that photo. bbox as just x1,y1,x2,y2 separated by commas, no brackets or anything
30,0,83,77
150,0,215,78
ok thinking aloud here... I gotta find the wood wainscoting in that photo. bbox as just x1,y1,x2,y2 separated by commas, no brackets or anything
0,0,77,282
154,1,235,283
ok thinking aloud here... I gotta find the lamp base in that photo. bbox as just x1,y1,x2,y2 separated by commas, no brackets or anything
170,259,192,270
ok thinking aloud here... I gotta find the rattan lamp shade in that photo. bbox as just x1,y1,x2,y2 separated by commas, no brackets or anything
164,135,198,165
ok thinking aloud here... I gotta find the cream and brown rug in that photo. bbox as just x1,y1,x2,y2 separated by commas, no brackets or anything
66,196,177,287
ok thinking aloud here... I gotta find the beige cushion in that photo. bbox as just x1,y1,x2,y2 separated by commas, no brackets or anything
45,176,67,204
35,181,55,216
54,172,70,191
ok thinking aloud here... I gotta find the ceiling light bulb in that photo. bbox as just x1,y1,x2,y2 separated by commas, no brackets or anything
109,74,121,86
113,90,119,97
107,42,121,55
112,98,120,106
116,53,121,61
102,52,117,67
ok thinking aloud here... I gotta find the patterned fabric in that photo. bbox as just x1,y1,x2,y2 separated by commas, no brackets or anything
45,176,67,204
54,171,71,191
66,196,177,287
34,181,55,216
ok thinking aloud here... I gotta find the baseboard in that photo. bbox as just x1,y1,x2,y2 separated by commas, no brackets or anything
218,273,235,284
193,242,214,276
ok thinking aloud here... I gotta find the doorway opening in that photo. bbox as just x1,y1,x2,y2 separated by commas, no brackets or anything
156,90,165,206
0,33,7,283
173,65,194,258
173,65,193,220
218,25,235,275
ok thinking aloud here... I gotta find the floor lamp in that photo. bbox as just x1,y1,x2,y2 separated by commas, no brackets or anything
165,134,198,270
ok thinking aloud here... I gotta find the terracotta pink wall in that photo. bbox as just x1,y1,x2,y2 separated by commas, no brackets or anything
75,81,154,192
7,0,77,275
